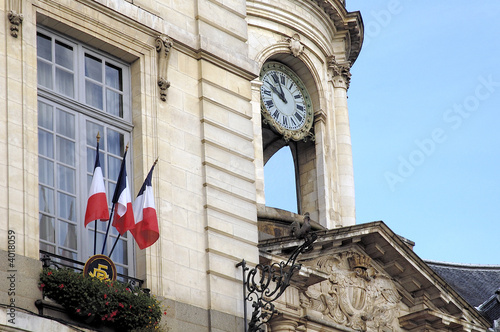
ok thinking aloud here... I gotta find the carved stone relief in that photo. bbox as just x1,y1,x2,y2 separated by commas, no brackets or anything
300,251,402,331
327,56,351,89
286,34,304,58
155,35,173,101
8,10,23,38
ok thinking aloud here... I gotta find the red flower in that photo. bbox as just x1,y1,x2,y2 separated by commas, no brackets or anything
118,303,124,308
164,311,167,315
88,313,92,317
39,283,45,290
47,271,53,276
59,284,64,289
105,301,109,306
76,309,81,313
104,294,107,299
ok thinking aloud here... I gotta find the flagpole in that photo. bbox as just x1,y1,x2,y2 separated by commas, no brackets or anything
101,144,128,256
108,157,159,257
93,132,100,256
101,204,116,255
94,221,97,255
108,233,121,258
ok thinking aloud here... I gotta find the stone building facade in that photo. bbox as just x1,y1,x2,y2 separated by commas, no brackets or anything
0,0,493,331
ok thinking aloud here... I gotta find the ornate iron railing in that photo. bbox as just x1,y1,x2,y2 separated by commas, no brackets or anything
39,250,144,289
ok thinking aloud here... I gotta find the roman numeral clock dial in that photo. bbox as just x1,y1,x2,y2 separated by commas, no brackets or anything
260,62,314,141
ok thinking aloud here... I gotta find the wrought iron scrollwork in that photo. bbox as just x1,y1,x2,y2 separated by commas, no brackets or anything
237,232,317,332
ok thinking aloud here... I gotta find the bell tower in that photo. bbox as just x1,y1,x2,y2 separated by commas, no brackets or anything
248,0,362,229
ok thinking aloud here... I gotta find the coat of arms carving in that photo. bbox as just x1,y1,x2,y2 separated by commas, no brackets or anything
300,252,402,331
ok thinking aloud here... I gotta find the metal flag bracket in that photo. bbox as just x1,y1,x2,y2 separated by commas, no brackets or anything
236,231,317,332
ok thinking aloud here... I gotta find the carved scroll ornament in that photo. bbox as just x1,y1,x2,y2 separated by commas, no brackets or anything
155,35,173,101
300,252,402,332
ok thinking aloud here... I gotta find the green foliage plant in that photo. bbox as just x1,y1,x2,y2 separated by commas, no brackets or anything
39,268,165,331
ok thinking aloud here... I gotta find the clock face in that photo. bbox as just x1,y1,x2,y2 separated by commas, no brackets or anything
260,62,313,141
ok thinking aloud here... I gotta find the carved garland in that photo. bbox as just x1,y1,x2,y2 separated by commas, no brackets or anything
155,35,173,101
8,10,23,38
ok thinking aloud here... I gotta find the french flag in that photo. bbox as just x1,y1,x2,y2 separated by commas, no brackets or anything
131,161,159,249
84,140,109,227
111,149,135,235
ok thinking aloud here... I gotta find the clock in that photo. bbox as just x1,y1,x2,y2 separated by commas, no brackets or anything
260,62,314,141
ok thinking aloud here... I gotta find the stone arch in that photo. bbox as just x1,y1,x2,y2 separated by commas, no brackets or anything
255,44,325,218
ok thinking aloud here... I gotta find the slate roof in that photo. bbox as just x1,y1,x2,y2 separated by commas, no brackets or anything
426,260,500,323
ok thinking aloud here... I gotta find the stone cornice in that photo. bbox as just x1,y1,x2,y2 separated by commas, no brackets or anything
311,0,363,64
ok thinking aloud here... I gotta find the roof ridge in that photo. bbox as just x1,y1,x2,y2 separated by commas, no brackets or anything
425,260,500,269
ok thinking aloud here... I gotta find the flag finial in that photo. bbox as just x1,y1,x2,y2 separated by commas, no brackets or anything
96,132,101,143
154,157,159,166
125,143,129,152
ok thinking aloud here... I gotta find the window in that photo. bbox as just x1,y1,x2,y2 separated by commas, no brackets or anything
37,28,133,276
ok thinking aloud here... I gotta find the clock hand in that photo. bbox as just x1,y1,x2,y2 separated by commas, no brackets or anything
266,81,288,103
275,80,288,104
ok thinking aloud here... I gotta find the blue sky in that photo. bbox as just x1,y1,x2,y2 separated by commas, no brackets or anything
265,1,500,265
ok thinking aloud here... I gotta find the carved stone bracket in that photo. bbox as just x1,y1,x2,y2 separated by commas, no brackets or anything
155,35,173,101
327,56,351,89
8,10,23,38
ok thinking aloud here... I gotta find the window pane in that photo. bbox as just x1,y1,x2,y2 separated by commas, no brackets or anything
56,109,75,139
37,60,53,89
108,156,121,181
87,149,105,176
97,221,108,232
57,164,76,194
38,129,54,158
85,54,102,82
39,158,54,186
86,81,103,110
56,136,75,166
110,238,128,265
59,248,77,261
97,232,106,253
37,33,52,61
107,182,116,206
55,40,73,70
39,215,55,242
38,101,53,130
106,89,123,117
116,266,128,279
86,122,104,146
40,243,55,254
39,186,54,214
107,129,124,156
105,63,122,90
55,68,74,98
59,221,77,250
58,192,76,222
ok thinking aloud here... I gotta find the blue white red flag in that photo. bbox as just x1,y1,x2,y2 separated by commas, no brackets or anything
131,162,159,249
84,140,109,227
111,149,135,235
